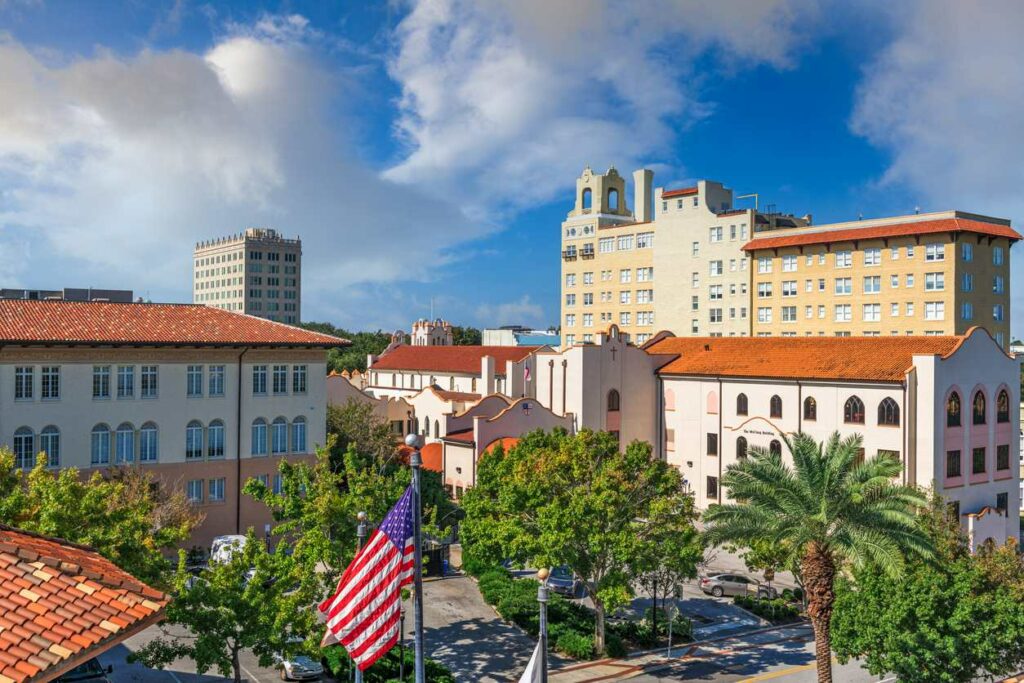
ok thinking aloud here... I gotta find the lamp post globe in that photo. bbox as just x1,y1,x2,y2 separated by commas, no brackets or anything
405,433,424,449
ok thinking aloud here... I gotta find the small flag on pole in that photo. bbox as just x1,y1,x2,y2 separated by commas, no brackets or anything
319,486,416,671
524,363,531,383
518,641,543,683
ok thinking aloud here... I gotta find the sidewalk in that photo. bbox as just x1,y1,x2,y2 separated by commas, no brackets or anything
548,623,813,682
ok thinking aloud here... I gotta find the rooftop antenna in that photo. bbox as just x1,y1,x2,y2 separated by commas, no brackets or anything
736,193,759,211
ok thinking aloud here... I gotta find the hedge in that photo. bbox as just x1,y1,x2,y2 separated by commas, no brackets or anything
321,645,456,682
733,595,801,623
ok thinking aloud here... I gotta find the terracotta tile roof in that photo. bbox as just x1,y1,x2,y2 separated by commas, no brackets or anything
647,335,967,382
0,300,348,348
443,429,474,443
742,216,1021,251
420,443,442,473
483,437,519,456
0,526,168,682
662,186,698,198
432,388,482,402
370,345,541,376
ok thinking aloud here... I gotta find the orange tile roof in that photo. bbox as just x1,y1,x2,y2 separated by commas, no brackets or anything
0,526,168,682
433,389,482,402
483,437,519,456
370,345,541,376
742,216,1021,251
648,335,966,382
0,299,347,347
662,186,698,198
443,429,474,443
420,443,442,473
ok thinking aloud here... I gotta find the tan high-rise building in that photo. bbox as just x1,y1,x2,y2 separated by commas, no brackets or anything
559,167,806,345
194,228,302,324
743,211,1020,347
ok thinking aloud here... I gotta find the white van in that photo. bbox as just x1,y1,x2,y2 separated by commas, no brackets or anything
210,534,248,564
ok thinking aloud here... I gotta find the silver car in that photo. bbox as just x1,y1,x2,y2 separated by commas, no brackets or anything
274,653,323,681
699,573,777,599
546,565,582,597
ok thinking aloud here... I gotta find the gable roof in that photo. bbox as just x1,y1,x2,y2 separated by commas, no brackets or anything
742,214,1021,251
662,186,698,198
370,345,541,376
0,300,347,348
648,335,967,383
0,526,168,682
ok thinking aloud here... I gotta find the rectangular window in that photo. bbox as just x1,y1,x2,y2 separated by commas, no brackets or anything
863,303,881,322
691,296,699,311
565,293,576,306
638,311,655,326
583,271,593,285
925,272,945,291
92,366,111,399
994,304,1004,322
782,255,798,272
117,366,134,398
890,246,900,260
565,273,576,287
707,433,718,456
997,444,1010,471
617,235,634,251
692,241,700,256
757,307,772,323
209,478,226,502
565,314,576,327
141,365,158,398
619,312,631,326
906,245,915,258
946,450,961,478
925,243,944,261
805,279,813,292
997,492,1009,512
582,292,593,306
186,365,203,397
583,313,593,327
835,304,852,322
599,237,614,253
637,267,653,282
620,269,632,283
758,283,773,298
805,305,813,319
293,365,307,394
186,480,203,503
273,474,283,495
818,305,826,319
835,250,852,268
709,308,722,323
993,275,1005,294
637,289,654,304
962,273,973,292
863,248,881,266
41,366,59,400
972,447,986,475
891,303,900,317
709,260,723,276
619,290,631,305
834,278,852,295
863,276,881,294
782,306,797,322
757,257,772,274
709,226,723,243
994,246,1004,265
636,232,654,248
925,302,945,321
961,302,973,320
692,272,699,287
708,285,722,301
208,365,225,397
906,302,915,316
252,365,268,395
961,242,973,261
706,476,718,499
14,367,32,400
782,281,797,297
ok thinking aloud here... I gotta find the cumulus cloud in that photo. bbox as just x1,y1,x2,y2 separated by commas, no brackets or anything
851,0,1024,336
0,15,480,327
475,295,545,327
384,0,820,217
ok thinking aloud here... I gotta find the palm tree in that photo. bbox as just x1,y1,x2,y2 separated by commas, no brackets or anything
703,432,933,683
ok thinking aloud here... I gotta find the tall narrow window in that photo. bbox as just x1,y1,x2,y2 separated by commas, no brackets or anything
91,424,111,465
272,365,288,394
844,396,865,424
769,395,782,419
607,389,620,411
209,365,226,397
13,427,34,469
972,390,986,425
93,366,111,399
997,444,1010,471
140,423,158,462
40,426,60,467
209,478,226,502
972,447,986,474
271,417,288,454
117,366,134,399
208,420,225,458
186,421,204,459
187,365,203,397
736,437,748,460
252,366,268,395
997,389,1010,423
292,417,307,453
947,391,961,427
41,366,60,400
141,365,158,398
803,396,817,421
252,419,268,455
293,365,307,394
878,397,900,426
14,367,33,400
946,450,961,478
707,433,718,456
769,440,782,456
115,423,135,463
736,393,748,416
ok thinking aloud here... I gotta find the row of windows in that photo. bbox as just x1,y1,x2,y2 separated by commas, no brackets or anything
754,302,1003,325
757,273,1003,297
755,244,1004,274
183,473,288,503
946,389,1011,427
945,445,1012,478
724,393,901,426
564,268,655,287
565,312,655,328
565,289,655,306
594,232,655,253
250,417,307,456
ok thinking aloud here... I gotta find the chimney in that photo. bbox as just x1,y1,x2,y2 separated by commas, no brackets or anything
633,169,654,223
481,355,496,395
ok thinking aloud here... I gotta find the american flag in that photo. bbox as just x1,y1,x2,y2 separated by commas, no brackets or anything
319,486,416,671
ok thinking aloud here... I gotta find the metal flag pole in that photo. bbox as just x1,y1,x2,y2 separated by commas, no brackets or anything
405,433,426,683
537,568,550,683
353,511,368,683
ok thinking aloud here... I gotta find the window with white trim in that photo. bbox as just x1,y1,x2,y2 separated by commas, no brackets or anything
834,304,852,322
925,243,944,261
925,302,945,321
863,304,881,322
835,251,852,268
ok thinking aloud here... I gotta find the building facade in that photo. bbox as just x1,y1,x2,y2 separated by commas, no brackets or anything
411,318,453,346
0,300,344,549
0,287,134,303
193,228,302,324
744,211,1020,346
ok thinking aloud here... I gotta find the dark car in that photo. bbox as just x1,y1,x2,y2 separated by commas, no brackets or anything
57,659,112,683
546,565,582,597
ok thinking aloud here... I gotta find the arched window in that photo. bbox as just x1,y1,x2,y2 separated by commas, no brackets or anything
736,393,748,416
706,390,719,414
91,424,111,466
997,389,1010,423
769,439,782,456
186,421,204,459
947,391,961,427
664,388,676,411
770,395,782,419
844,396,865,424
471,378,477,393
40,426,60,468
116,423,135,463
292,417,307,453
736,436,748,460
607,389,621,411
13,427,34,469
803,396,817,421
208,420,225,458
252,418,268,456
972,390,986,425
582,187,593,210
608,187,619,211
878,398,900,426
140,423,158,462
434,420,440,438
271,417,288,454
425,418,431,437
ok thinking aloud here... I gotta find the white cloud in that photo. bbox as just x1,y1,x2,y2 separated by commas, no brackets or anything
384,0,820,217
0,16,481,326
475,295,545,327
851,0,1024,337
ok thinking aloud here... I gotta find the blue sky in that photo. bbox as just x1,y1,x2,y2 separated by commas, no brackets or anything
2,0,1023,338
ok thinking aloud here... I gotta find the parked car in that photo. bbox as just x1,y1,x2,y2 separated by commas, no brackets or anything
274,648,324,681
210,534,247,564
56,658,112,683
699,573,777,599
546,565,582,597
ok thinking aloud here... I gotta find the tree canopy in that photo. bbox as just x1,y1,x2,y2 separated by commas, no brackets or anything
460,429,701,653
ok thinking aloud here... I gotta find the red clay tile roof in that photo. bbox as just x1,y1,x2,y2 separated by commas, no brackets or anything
371,345,541,376
742,216,1021,251
432,388,482,402
0,300,347,347
647,335,966,382
483,437,519,456
443,429,474,443
420,443,442,473
0,526,168,682
662,186,698,198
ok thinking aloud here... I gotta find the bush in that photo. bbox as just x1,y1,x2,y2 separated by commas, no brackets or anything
792,587,804,602
321,645,455,682
733,595,800,623
556,631,595,659
605,633,627,658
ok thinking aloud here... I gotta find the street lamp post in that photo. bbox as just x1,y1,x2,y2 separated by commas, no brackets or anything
353,511,368,683
405,433,426,683
537,567,549,683
399,600,407,682
666,600,679,659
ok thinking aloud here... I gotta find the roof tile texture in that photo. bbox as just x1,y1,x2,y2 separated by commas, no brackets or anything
370,345,540,375
648,335,966,382
0,527,168,683
0,300,347,347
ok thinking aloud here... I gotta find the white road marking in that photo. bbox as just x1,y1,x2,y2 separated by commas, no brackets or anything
241,664,261,682
165,671,183,683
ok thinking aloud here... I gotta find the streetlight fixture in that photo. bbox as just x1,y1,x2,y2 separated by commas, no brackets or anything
353,511,369,683
537,567,549,683
404,432,426,683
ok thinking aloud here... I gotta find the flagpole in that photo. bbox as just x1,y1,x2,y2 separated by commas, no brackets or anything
354,511,368,683
405,433,426,683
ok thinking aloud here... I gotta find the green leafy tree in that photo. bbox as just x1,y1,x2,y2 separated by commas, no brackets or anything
733,537,798,588
0,448,198,584
130,531,316,683
460,429,700,653
300,321,392,373
327,400,398,466
703,433,932,683
832,494,1024,682
634,519,702,634
451,325,482,345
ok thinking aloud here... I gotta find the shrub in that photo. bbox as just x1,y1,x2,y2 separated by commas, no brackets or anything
781,588,794,601
556,631,595,659
605,633,627,658
792,587,804,602
321,646,455,682
633,623,658,648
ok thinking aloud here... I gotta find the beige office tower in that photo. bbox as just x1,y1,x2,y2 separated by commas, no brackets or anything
193,228,302,324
